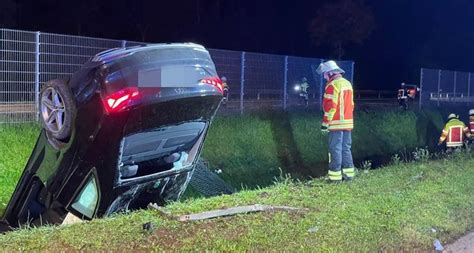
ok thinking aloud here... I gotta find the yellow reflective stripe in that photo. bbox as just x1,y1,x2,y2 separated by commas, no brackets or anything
329,175,342,181
329,123,353,127
343,168,355,177
328,170,341,176
328,170,342,181
324,94,335,99
342,168,355,173
326,108,336,121
329,124,353,130
331,119,353,124
340,89,345,120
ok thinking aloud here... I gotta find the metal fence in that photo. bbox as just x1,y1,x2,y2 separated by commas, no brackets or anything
0,28,354,123
420,68,474,108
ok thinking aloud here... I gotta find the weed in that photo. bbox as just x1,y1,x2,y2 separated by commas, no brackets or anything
412,147,430,162
391,153,401,166
361,160,372,171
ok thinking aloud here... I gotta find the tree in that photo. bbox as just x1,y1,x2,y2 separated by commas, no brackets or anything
309,0,374,59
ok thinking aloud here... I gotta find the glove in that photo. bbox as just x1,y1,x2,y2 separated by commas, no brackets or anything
321,125,329,135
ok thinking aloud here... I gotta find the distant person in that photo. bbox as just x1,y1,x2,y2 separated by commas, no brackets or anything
221,76,229,106
397,82,408,110
397,82,419,110
468,109,474,145
438,113,471,152
469,109,474,135
299,77,310,107
316,60,355,183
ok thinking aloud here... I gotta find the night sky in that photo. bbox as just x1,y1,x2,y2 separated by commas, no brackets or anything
2,0,474,90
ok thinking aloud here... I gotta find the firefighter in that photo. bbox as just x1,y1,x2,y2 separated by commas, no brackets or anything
316,60,355,183
438,113,471,152
469,109,474,135
468,109,474,146
397,83,408,110
221,76,229,106
299,77,309,107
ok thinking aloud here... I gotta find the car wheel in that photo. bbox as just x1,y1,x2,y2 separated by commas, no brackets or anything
40,79,76,141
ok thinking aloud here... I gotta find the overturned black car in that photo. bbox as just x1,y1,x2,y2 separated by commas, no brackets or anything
0,43,223,231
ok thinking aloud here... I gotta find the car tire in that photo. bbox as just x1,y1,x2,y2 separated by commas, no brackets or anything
39,79,76,141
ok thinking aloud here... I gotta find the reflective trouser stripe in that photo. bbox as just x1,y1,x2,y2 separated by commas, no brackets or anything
328,170,342,181
447,142,462,147
342,168,355,178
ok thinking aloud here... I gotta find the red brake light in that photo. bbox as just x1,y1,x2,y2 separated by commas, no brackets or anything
103,87,141,113
201,77,223,94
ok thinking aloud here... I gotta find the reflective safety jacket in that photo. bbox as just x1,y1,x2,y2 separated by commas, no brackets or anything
439,118,470,147
470,116,474,134
322,77,354,131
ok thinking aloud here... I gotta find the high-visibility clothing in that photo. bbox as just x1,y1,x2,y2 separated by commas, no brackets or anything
322,77,354,131
398,89,407,99
342,167,355,179
328,169,342,181
469,116,474,134
439,119,470,147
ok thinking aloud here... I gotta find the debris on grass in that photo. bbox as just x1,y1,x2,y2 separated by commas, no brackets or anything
433,239,444,252
148,203,308,222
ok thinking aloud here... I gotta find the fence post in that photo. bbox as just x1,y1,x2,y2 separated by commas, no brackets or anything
319,59,324,110
419,68,423,109
468,73,471,106
283,56,288,110
35,31,41,121
122,40,127,48
240,52,246,115
437,70,441,107
453,71,457,101
350,61,355,86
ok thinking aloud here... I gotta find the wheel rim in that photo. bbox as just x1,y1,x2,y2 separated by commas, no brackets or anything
40,87,66,134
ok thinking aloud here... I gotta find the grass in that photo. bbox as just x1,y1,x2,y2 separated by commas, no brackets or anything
0,124,39,216
202,115,281,188
0,110,446,205
0,151,473,251
202,110,444,188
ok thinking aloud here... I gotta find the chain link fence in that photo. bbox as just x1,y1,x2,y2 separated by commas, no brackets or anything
420,68,474,108
0,28,355,123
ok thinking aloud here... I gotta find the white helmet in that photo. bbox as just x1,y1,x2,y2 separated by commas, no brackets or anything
448,113,458,120
469,109,474,116
316,60,345,75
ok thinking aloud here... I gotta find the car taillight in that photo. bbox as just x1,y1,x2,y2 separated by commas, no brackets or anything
102,87,141,113
200,77,223,94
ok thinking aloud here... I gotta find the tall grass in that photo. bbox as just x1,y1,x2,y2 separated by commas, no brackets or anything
202,115,280,188
0,124,39,216
203,110,445,189
0,110,447,201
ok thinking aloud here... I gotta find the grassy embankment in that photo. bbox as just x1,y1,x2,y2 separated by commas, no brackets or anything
1,110,473,251
0,110,446,212
0,151,473,251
